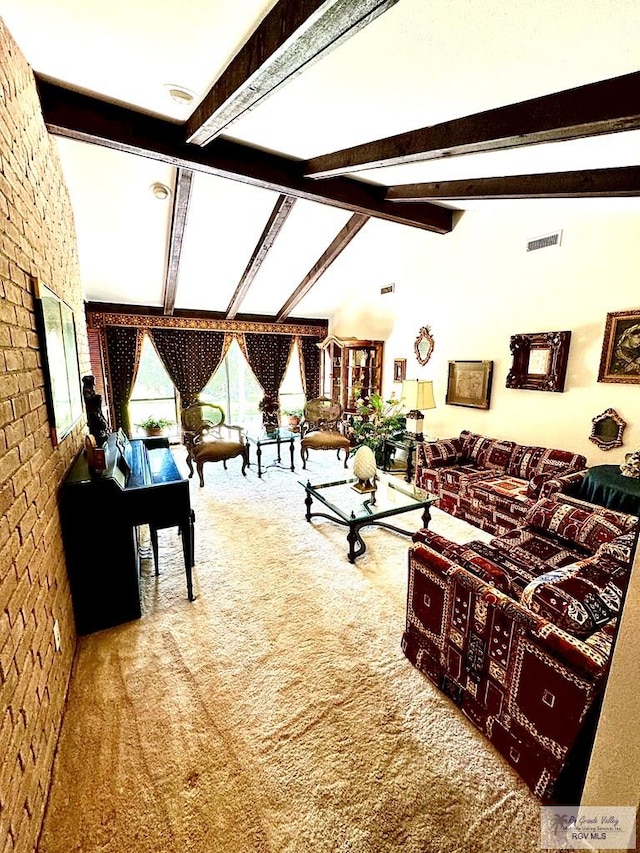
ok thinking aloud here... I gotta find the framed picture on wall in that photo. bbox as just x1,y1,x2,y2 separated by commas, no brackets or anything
505,331,571,392
393,358,407,382
597,309,640,384
446,360,493,409
33,277,83,446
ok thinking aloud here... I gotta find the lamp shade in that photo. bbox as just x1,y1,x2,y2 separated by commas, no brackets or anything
402,380,435,412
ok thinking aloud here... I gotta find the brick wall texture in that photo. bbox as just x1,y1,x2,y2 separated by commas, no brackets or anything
0,19,89,853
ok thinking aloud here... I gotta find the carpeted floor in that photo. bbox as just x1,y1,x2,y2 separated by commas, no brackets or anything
39,447,558,853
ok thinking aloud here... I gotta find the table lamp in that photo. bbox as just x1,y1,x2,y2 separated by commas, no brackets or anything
402,379,435,440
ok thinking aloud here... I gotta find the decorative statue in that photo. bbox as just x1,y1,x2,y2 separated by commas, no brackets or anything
82,375,110,447
259,394,280,434
620,449,640,479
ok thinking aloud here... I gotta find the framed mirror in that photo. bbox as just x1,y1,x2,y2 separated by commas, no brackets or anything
589,408,626,450
505,330,571,392
415,326,434,366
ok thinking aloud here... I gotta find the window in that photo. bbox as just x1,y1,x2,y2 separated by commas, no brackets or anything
279,339,305,415
128,334,179,438
199,337,306,429
200,338,263,431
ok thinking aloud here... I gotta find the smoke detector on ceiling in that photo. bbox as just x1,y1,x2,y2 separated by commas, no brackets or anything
165,84,195,106
150,182,171,201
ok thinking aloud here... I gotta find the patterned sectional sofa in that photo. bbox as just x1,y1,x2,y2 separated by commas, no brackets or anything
415,429,588,536
402,492,638,802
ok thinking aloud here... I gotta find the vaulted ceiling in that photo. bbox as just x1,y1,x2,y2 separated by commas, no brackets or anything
3,0,640,322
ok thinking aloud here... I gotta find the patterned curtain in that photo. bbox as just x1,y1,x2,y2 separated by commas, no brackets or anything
300,335,321,400
244,333,293,399
105,326,142,436
149,329,227,408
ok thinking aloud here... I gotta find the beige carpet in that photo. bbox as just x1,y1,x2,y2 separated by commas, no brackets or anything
39,448,557,853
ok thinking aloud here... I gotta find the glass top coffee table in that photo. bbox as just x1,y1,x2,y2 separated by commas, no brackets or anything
301,475,435,562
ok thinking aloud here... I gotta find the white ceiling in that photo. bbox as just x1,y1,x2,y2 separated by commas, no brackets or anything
2,0,640,319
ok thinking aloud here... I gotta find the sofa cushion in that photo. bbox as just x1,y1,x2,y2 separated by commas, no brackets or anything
596,530,638,566
460,431,515,471
526,498,636,552
520,561,627,638
420,438,461,468
491,528,589,574
527,472,550,499
507,445,587,482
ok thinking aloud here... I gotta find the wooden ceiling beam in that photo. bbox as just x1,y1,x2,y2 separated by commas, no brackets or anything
37,79,452,234
186,0,400,146
386,166,640,201
226,194,297,319
275,212,368,322
304,71,640,179
163,168,193,314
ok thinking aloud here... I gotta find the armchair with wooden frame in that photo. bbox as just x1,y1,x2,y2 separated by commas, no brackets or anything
299,397,351,469
181,403,249,487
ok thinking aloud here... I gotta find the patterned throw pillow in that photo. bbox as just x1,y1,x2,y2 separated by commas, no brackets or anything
527,472,549,499
520,562,626,637
525,497,636,553
421,438,461,468
596,530,638,566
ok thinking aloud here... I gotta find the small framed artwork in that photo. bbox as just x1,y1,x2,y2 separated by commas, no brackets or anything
393,358,407,382
446,360,493,409
597,309,640,384
506,331,571,392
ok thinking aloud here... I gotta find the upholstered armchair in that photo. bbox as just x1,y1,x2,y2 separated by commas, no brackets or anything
181,403,248,487
300,397,351,469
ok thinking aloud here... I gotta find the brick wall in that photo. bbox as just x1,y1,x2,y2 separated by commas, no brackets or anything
0,19,89,853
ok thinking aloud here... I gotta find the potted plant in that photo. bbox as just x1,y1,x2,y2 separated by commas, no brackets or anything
283,407,303,431
137,415,174,437
348,393,405,466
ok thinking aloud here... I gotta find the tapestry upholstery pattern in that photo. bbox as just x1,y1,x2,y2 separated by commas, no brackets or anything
402,494,638,803
415,430,588,536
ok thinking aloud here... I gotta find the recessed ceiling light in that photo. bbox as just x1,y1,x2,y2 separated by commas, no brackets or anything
165,84,195,105
150,182,171,200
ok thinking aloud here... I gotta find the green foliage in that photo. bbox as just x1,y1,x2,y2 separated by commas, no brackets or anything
283,407,303,418
348,394,405,461
137,415,174,430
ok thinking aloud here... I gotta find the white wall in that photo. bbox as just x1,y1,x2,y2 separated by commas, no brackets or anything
331,203,640,466
331,201,640,814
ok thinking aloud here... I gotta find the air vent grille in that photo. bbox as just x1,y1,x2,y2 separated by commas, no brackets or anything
380,283,395,295
527,230,562,252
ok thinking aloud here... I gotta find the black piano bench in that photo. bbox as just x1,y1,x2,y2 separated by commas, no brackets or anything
149,508,196,601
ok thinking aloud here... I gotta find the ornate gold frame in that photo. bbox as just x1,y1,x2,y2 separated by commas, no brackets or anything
414,326,434,366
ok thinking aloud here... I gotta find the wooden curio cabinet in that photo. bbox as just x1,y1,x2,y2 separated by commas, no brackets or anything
318,335,384,413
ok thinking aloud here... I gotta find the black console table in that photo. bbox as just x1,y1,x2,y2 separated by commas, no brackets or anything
382,436,416,482
576,464,640,516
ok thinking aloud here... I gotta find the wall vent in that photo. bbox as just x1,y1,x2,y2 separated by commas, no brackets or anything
380,283,395,295
527,230,562,252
